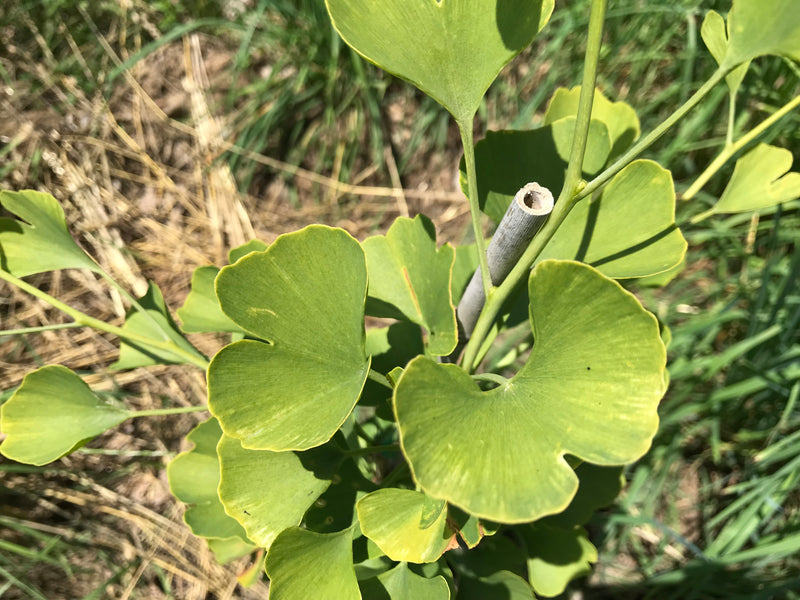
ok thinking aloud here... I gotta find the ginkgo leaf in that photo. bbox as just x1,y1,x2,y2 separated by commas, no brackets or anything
394,260,666,523
110,282,206,369
326,0,554,123
363,215,457,356
0,365,130,465
265,526,360,600
209,226,370,451
0,190,99,276
544,86,640,160
216,434,338,549
167,418,253,548
701,10,750,95
357,489,455,563
702,144,800,218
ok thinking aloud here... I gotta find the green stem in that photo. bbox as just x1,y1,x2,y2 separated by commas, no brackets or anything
458,118,492,298
684,92,800,206
341,444,400,457
461,0,607,372
95,268,170,338
0,269,210,370
130,405,208,417
1,322,85,336
472,372,509,386
576,66,728,203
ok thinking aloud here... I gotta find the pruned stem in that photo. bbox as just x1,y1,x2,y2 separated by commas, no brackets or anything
455,183,554,349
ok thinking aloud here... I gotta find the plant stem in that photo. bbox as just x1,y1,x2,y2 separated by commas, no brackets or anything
461,0,607,372
683,92,800,204
576,66,728,203
130,405,209,417
0,269,210,370
458,119,492,299
1,322,85,336
472,372,509,386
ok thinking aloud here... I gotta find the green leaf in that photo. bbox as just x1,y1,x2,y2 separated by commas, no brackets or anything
463,120,611,223
0,365,130,465
228,239,268,263
544,86,640,160
523,523,597,597
265,526,360,600
706,144,800,217
359,562,451,600
206,537,259,565
176,240,268,334
701,10,750,95
538,160,687,278
209,226,370,451
176,266,241,334
216,434,337,549
394,260,665,523
357,489,455,563
363,215,457,356
542,463,624,529
167,418,253,545
721,0,800,67
0,190,99,276
325,0,554,122
110,282,206,369
456,571,534,600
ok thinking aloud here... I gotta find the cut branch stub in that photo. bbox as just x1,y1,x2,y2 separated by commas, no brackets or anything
456,183,554,342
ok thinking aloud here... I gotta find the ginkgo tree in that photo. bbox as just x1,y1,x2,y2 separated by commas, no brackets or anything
1,0,799,597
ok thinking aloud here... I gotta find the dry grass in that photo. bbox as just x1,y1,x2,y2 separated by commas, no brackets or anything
0,7,470,597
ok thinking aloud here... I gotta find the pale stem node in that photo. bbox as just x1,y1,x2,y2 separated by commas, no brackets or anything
455,183,554,350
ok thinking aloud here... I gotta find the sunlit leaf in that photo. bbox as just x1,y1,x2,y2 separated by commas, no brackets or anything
363,215,457,356
701,10,750,95
544,86,640,160
394,260,665,523
462,120,611,222
110,282,206,369
216,434,338,549
705,144,800,217
357,489,455,563
209,226,370,451
538,160,687,278
0,190,99,276
176,266,241,334
167,418,253,548
265,526,360,600
326,0,554,122
722,0,800,67
0,365,129,465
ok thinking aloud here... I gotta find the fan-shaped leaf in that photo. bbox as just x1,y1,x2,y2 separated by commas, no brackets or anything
357,489,455,563
216,434,337,549
167,418,253,551
363,215,457,355
0,365,130,465
523,523,597,597
544,86,640,160
0,190,99,276
359,562,451,600
394,260,665,523
325,0,554,122
538,160,687,278
265,526,360,600
111,282,206,369
209,226,370,451
705,144,800,217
